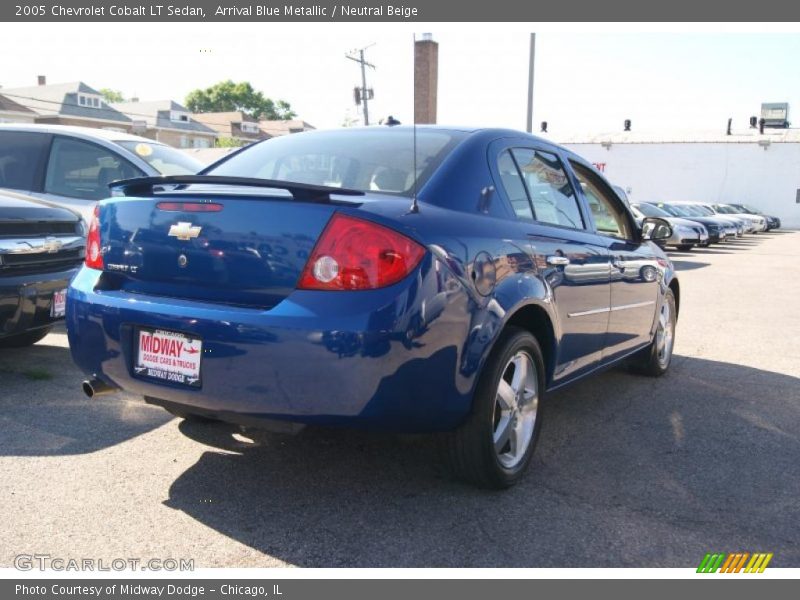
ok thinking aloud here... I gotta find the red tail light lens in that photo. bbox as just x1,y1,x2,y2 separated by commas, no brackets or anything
298,214,425,291
85,204,103,270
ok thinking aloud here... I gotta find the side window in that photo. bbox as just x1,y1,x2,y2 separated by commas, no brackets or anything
511,149,585,230
496,150,533,220
45,137,143,200
571,162,633,239
0,131,49,191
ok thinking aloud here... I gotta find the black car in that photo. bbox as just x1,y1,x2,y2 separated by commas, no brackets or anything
0,190,84,347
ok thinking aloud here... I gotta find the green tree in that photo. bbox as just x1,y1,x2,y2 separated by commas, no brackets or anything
99,88,126,103
185,80,296,120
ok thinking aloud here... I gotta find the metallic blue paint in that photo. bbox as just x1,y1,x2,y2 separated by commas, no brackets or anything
67,127,677,432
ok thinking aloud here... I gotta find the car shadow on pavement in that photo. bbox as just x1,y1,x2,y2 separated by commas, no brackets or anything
163,356,800,568
0,340,170,456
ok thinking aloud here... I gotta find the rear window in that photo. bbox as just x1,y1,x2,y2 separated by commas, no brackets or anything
206,128,465,197
0,131,49,191
116,141,203,176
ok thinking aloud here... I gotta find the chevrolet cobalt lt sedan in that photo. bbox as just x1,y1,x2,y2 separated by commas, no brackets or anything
67,127,679,488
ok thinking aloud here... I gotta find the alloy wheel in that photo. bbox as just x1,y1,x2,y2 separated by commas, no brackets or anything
493,351,539,468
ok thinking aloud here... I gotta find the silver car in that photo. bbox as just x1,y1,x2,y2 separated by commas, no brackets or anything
630,202,708,250
0,124,203,222
712,203,768,232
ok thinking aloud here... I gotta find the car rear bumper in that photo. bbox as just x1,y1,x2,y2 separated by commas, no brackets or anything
66,261,475,432
0,267,76,339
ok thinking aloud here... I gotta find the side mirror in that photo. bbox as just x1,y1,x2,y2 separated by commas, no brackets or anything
641,217,672,242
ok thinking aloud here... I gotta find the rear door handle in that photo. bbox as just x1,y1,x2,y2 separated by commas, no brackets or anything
546,256,570,266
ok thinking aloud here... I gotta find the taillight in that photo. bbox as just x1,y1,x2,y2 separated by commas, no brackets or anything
298,214,425,291
85,204,103,270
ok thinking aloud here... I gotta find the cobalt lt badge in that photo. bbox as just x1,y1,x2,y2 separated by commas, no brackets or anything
168,221,201,241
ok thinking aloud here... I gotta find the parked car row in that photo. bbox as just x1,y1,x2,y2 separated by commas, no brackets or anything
626,198,779,252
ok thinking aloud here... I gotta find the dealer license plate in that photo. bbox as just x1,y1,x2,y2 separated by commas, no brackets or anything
134,328,202,388
51,289,67,318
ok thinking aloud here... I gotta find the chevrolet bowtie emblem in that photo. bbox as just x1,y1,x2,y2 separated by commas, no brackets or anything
168,222,202,241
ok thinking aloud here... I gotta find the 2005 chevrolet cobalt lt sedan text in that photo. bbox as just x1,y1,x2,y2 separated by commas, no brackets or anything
66,126,679,488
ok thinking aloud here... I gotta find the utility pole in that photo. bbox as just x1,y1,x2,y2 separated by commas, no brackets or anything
526,33,536,133
346,44,376,126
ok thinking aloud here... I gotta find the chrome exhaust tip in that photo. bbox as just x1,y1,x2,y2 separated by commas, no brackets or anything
82,378,115,398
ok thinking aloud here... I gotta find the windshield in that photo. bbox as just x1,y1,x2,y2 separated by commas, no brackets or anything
715,205,738,214
655,203,688,217
634,203,670,218
691,205,715,216
206,128,466,197
681,205,706,216
734,204,757,214
116,141,203,175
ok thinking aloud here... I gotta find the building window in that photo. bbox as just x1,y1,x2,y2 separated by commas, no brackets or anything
170,111,190,123
240,122,259,134
77,94,102,109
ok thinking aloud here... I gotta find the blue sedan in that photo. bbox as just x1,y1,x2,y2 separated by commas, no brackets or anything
66,126,679,488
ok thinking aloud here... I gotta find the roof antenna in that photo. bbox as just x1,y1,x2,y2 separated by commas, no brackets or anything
408,32,420,214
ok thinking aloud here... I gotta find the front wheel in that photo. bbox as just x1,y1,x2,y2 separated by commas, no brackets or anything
629,288,677,376
443,327,545,489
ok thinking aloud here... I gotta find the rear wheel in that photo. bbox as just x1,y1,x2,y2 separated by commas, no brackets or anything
0,327,52,348
629,288,677,376
443,327,545,489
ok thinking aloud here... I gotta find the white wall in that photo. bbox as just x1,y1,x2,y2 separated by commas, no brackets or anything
563,142,800,228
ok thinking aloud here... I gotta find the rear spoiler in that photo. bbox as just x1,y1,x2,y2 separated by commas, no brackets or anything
109,175,365,203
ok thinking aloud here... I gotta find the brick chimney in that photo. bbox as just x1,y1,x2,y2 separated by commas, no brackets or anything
414,33,438,124
37,75,46,86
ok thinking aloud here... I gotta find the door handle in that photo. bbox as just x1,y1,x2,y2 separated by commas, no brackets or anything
546,255,570,266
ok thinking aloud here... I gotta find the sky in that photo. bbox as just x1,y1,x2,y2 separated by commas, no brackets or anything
1,23,799,136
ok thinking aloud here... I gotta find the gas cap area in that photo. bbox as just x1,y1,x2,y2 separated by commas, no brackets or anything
471,251,497,296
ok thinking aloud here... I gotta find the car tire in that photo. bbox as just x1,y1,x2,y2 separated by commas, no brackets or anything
676,244,693,251
629,288,677,377
0,327,52,348
443,327,545,489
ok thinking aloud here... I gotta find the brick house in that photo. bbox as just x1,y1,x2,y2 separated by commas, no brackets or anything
191,111,269,146
114,100,217,148
259,119,316,137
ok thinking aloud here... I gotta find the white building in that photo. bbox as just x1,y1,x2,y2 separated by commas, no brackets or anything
550,129,800,228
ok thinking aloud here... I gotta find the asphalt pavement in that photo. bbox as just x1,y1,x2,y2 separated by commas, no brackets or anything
1,230,798,568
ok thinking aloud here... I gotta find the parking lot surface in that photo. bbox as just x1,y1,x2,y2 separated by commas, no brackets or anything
1,231,799,568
